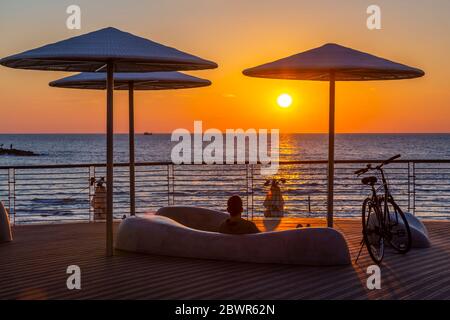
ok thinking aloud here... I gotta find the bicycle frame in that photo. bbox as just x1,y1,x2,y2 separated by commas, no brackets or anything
367,167,397,236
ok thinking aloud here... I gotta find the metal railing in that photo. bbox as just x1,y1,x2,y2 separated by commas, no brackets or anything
0,160,449,224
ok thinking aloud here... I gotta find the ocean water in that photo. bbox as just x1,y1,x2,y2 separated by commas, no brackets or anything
1,133,450,166
0,134,449,222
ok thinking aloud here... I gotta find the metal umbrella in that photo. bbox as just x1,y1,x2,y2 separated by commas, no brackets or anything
49,72,212,217
0,27,217,255
243,43,424,227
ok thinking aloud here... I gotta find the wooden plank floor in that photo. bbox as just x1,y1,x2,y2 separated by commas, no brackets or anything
1,218,449,300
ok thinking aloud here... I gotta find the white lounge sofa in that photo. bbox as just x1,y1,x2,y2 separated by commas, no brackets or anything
115,206,351,266
404,212,431,248
0,201,12,243
155,206,228,232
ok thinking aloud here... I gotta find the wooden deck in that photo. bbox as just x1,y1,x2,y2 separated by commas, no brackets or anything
1,218,450,300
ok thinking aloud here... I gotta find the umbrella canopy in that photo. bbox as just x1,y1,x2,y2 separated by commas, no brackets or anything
50,72,211,217
243,43,424,228
1,27,217,256
243,43,424,80
0,27,217,72
49,71,211,90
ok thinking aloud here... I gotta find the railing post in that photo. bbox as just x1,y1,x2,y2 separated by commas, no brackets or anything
89,166,95,222
8,168,15,224
412,162,416,215
246,164,255,220
167,164,174,206
308,195,311,214
407,162,411,212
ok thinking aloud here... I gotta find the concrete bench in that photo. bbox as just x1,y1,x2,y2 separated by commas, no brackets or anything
115,207,351,266
0,201,12,243
404,212,431,248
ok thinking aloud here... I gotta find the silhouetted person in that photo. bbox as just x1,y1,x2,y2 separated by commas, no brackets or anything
219,195,260,235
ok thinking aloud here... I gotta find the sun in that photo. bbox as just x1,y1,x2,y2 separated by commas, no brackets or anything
277,93,292,108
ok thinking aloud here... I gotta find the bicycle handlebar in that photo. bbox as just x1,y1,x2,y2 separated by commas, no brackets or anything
354,154,401,175
381,154,401,166
354,167,368,175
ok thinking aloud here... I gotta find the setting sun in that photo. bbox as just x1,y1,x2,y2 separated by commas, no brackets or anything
277,93,293,108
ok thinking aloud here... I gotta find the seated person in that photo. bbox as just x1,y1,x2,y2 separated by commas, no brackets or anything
219,195,260,235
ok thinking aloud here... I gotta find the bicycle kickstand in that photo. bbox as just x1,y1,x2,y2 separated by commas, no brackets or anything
355,239,365,264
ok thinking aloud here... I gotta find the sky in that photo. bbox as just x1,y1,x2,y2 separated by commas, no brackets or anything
0,0,449,134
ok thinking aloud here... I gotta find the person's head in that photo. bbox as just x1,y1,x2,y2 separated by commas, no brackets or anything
227,195,243,217
96,177,105,187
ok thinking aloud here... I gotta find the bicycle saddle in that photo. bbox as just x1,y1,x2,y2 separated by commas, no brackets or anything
362,176,377,186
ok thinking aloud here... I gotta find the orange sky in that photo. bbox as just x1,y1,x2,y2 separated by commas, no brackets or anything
0,0,449,133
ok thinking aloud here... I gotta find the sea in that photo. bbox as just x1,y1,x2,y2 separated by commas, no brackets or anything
1,133,450,166
0,134,449,222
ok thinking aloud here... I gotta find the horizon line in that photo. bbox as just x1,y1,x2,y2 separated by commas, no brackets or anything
1,132,450,135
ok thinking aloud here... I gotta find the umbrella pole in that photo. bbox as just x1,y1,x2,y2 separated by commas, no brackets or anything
327,72,335,228
128,82,136,216
106,62,114,256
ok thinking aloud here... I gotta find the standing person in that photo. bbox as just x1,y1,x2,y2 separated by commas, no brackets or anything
91,178,107,221
263,179,285,217
219,195,260,235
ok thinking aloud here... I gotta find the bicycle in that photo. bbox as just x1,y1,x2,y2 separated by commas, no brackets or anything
354,154,412,264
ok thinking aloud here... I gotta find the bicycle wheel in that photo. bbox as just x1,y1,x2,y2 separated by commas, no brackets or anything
381,196,412,254
362,198,384,264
